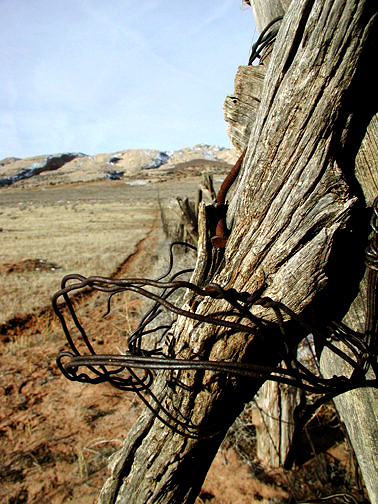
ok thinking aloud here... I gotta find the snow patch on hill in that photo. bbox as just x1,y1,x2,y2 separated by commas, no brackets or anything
0,144,237,187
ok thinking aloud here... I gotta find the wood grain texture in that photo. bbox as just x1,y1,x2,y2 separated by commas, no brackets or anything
355,113,378,206
252,380,302,467
251,0,287,33
223,65,266,152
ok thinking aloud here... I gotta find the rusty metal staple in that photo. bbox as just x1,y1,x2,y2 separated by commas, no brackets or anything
54,215,377,455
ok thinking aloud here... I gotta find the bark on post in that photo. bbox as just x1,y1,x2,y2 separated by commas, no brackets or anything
98,1,377,503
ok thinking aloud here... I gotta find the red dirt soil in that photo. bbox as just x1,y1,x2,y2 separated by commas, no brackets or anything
0,258,62,274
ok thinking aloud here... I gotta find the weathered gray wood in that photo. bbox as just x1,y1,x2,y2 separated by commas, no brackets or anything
176,197,198,244
225,61,302,468
252,380,302,467
355,113,378,206
250,0,287,33
98,1,377,503
321,348,378,503
223,65,266,152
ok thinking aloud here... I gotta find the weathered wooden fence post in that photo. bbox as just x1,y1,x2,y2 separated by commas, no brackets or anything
98,1,377,502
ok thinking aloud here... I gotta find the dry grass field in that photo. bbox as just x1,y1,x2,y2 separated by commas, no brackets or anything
0,198,154,323
0,173,206,324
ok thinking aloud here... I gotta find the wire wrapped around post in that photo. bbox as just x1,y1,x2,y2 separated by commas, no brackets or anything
54,208,378,458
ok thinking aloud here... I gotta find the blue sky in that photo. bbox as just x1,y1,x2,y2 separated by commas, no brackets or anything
1,1,256,159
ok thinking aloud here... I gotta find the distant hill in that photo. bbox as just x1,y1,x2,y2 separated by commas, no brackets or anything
0,144,237,188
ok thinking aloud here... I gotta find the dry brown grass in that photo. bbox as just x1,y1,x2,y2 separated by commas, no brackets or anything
0,197,156,323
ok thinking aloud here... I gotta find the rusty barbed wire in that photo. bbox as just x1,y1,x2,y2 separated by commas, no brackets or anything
54,205,378,458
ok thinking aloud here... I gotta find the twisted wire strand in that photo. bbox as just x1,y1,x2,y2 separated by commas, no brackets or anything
59,351,352,394
248,16,283,65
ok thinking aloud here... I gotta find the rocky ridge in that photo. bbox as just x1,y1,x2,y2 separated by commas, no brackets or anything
0,144,237,188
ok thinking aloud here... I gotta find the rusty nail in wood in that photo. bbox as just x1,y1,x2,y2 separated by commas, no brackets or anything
211,147,247,248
